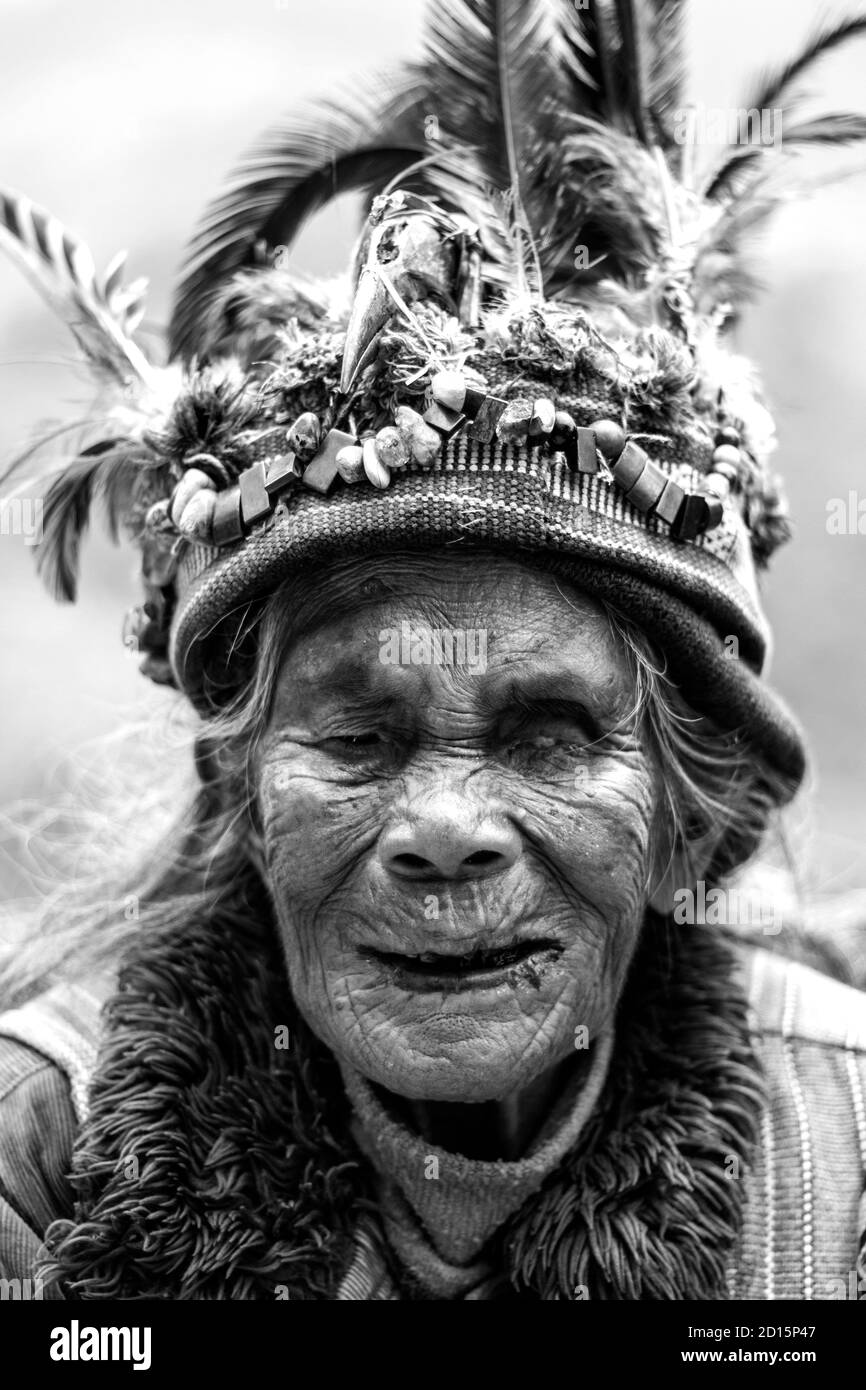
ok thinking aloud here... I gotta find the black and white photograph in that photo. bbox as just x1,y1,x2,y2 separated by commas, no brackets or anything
0,0,865,1357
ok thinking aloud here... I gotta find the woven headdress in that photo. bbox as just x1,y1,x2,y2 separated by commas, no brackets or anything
5,3,866,786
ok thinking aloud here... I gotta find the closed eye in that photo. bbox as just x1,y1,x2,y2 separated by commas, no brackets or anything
498,696,603,748
320,731,389,754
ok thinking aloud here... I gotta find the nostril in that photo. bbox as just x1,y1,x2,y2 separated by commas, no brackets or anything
463,850,503,868
391,852,436,875
380,819,521,881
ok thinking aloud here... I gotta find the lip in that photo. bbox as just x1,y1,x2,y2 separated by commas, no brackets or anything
362,939,563,994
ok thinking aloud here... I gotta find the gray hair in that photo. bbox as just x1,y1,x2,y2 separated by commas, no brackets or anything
0,554,796,1008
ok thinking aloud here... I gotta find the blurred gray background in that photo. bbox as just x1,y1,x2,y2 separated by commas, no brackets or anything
1,0,865,892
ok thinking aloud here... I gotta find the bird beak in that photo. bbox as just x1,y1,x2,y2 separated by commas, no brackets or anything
340,210,458,394
339,263,394,393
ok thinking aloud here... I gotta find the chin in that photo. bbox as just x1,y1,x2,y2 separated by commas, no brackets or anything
306,967,579,1103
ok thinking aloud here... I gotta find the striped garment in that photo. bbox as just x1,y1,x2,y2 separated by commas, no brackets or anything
0,944,863,1300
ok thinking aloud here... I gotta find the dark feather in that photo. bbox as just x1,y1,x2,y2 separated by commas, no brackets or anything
744,14,866,114
35,440,136,602
541,116,667,294
613,0,652,145
421,0,572,240
703,113,866,200
551,0,599,104
168,79,428,361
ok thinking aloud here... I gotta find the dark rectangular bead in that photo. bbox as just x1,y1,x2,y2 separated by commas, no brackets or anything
703,496,724,532
610,440,647,491
576,427,598,474
423,402,466,438
265,453,299,496
467,395,507,443
671,493,707,542
653,478,686,526
239,461,272,526
625,461,667,513
461,386,488,420
301,428,357,495
211,486,244,545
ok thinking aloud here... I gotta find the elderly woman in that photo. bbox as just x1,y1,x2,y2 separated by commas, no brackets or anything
0,2,865,1302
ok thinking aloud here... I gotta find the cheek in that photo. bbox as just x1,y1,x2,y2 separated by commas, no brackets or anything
509,749,660,917
257,742,385,910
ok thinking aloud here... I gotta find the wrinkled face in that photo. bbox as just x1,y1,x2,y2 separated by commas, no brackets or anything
256,556,665,1103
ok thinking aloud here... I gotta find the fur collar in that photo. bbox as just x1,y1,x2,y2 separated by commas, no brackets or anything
41,885,763,1300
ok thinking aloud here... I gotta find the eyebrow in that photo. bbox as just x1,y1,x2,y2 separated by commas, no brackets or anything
481,666,628,720
286,656,630,738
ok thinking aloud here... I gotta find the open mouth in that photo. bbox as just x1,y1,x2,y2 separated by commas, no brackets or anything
364,939,563,993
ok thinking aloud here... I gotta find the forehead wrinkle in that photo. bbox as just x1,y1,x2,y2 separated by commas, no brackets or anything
272,558,632,721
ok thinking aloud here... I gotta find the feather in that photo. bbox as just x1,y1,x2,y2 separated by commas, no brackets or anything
703,113,866,201
613,0,652,146
198,266,330,366
0,188,154,390
422,2,569,210
743,14,866,114
540,116,668,295
35,440,143,601
645,0,687,149
693,153,866,319
168,78,428,361
551,0,598,102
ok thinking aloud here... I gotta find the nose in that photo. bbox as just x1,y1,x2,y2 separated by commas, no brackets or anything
379,794,521,882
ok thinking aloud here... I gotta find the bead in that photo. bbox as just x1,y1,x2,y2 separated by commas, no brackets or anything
375,425,410,471
184,452,233,488
710,458,739,487
712,443,741,469
575,427,598,474
462,386,488,420
265,452,301,496
625,461,667,513
423,401,466,438
394,406,442,466
653,478,686,527
467,395,507,443
715,426,741,447
590,420,626,462
335,445,365,483
703,496,724,531
430,370,468,412
611,440,648,491
177,489,216,541
551,411,577,444
529,398,556,435
239,461,272,526
703,471,730,500
287,411,323,461
362,437,391,489
301,428,358,495
170,467,215,527
496,397,534,443
211,486,244,545
670,493,708,542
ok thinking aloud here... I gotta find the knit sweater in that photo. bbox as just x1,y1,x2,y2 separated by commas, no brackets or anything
0,944,864,1300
